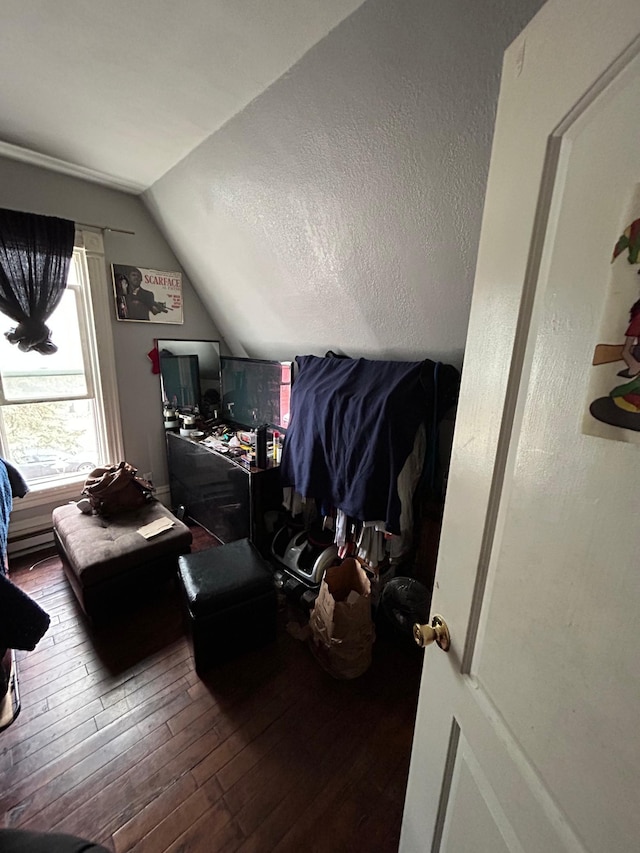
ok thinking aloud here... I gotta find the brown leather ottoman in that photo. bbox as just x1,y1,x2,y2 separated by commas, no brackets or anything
52,501,192,622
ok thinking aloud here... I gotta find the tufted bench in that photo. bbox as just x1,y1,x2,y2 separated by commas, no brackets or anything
52,501,192,622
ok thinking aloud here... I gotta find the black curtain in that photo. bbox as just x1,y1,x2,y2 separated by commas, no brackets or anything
0,208,75,355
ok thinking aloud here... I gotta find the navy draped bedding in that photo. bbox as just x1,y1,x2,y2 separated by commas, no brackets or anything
279,354,459,534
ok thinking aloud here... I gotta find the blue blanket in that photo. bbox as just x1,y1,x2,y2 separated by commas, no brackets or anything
0,460,12,570
280,355,458,534
0,458,48,650
0,458,28,570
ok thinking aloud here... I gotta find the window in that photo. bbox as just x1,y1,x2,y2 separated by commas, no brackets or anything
0,229,123,496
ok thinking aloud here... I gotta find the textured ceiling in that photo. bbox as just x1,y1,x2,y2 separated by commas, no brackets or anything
0,0,365,192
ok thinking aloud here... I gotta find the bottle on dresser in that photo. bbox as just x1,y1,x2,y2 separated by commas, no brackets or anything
255,424,267,469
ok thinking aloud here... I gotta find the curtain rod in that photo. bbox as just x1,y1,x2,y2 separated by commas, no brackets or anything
4,210,136,237
78,222,135,236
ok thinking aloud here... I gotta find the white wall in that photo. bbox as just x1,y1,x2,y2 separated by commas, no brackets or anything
0,156,223,512
1,0,546,545
145,0,546,367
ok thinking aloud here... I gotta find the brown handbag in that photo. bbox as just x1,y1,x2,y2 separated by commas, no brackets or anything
82,461,154,516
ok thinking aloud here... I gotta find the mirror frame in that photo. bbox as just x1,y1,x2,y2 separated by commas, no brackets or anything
155,338,221,419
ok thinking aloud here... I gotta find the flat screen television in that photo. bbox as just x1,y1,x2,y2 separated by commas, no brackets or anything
220,357,292,430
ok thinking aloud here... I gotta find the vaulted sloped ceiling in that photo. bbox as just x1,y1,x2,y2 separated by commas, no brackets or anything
0,0,366,191
0,0,546,364
144,0,547,362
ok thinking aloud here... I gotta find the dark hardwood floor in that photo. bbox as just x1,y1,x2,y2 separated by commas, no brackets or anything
0,529,423,852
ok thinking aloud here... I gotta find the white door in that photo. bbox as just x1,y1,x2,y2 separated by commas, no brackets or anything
400,2,640,851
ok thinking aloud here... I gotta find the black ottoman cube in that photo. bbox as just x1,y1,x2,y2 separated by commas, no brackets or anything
178,538,277,673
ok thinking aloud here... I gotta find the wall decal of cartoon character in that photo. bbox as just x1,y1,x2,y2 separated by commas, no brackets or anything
589,217,640,430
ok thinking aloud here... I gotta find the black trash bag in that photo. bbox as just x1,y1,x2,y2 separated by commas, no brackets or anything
378,577,431,643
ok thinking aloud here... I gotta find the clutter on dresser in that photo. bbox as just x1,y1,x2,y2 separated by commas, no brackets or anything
179,411,200,436
163,403,180,430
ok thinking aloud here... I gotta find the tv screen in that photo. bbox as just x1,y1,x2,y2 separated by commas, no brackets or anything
220,357,292,430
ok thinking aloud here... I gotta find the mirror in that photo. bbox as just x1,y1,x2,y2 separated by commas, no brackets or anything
156,339,221,420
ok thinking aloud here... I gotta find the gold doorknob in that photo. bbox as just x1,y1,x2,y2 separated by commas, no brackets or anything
413,615,450,652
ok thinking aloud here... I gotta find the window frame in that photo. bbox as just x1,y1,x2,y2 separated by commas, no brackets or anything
2,227,124,511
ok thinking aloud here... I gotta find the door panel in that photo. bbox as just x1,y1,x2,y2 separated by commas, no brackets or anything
475,57,640,849
400,2,640,851
441,749,513,853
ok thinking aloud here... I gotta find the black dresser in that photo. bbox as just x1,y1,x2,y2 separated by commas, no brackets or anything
166,432,282,552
